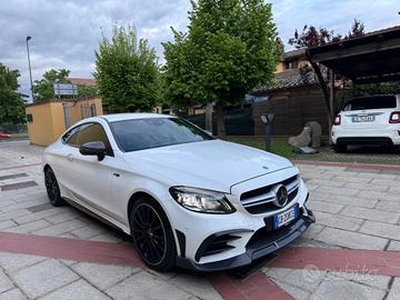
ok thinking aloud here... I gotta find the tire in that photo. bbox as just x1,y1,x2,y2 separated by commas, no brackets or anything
333,144,347,153
44,167,65,207
130,197,176,272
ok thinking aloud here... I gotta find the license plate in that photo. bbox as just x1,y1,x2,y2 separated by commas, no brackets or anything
352,116,374,122
273,205,298,229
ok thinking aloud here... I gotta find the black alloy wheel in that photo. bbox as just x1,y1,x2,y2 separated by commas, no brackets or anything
44,167,65,207
130,198,176,272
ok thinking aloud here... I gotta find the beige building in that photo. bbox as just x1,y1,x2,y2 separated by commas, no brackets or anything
26,97,103,146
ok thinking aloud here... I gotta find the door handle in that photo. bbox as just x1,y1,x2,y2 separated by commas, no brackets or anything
66,154,74,161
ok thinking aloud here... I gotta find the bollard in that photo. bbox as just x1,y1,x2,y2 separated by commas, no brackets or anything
261,113,275,152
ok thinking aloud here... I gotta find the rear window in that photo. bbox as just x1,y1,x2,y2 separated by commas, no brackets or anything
343,95,397,111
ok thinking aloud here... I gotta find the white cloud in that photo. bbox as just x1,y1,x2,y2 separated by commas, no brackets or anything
0,0,398,101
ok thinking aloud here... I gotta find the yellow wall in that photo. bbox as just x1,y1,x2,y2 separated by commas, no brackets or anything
275,58,309,73
68,98,103,126
26,98,103,146
26,102,60,146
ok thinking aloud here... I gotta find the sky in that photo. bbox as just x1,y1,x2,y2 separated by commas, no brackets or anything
0,0,399,101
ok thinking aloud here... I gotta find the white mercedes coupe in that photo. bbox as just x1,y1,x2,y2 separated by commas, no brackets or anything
43,113,315,272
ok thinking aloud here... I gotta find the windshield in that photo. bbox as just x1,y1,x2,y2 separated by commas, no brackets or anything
110,117,214,152
343,95,396,111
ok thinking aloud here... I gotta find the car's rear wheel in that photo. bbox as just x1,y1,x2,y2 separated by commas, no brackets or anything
130,197,176,272
333,144,347,153
44,167,65,207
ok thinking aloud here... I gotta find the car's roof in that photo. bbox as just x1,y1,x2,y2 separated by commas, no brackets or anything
99,113,175,123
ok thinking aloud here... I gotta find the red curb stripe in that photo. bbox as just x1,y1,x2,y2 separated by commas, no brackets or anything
211,272,293,300
0,163,42,171
268,247,400,277
0,231,144,268
293,160,400,172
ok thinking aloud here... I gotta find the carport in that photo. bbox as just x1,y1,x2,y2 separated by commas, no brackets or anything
307,25,400,111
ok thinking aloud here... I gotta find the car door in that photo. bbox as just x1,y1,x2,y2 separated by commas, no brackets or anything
60,122,118,219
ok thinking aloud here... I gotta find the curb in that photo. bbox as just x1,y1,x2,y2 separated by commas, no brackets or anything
293,160,400,172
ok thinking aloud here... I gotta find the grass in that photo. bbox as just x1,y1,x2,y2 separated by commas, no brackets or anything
10,133,29,140
227,136,400,165
226,137,297,159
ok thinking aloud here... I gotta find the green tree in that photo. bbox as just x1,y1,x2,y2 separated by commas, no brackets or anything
32,69,70,101
77,84,98,98
0,62,26,124
163,0,280,137
95,26,160,113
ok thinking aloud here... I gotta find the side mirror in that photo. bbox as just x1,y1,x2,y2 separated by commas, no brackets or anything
79,141,106,161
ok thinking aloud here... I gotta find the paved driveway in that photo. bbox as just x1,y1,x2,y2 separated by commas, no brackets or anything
0,140,399,299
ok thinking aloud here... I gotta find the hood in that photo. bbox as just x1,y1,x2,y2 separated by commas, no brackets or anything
122,140,293,193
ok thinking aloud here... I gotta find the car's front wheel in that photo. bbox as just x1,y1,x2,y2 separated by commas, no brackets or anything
130,197,176,272
44,167,65,207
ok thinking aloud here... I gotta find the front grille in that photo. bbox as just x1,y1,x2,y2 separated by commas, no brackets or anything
240,175,299,214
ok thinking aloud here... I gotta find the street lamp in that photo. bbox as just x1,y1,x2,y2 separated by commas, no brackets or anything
26,36,34,101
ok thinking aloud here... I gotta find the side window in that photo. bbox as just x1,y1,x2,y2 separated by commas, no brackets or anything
63,123,113,155
62,124,89,145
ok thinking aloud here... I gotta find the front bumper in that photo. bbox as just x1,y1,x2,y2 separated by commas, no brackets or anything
175,209,315,272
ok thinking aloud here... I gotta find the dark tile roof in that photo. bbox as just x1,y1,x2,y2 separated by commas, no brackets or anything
283,48,306,61
252,67,318,95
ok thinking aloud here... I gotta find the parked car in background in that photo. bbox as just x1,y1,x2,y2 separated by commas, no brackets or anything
0,133,12,139
332,94,400,152
42,113,315,272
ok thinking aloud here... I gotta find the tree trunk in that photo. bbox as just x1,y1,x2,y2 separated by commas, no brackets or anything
310,61,332,120
205,103,213,133
215,102,226,138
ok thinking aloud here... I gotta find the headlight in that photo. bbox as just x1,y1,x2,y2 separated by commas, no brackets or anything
169,186,236,214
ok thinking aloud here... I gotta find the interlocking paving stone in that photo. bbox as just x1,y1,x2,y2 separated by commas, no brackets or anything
170,274,224,300
319,195,378,209
315,186,359,197
376,201,400,212
344,182,389,192
3,220,52,234
26,203,53,213
340,206,400,224
105,271,191,300
307,200,344,214
0,209,31,222
0,252,46,273
270,280,311,300
31,219,88,237
12,259,79,299
359,221,400,241
0,181,38,191
357,190,400,202
0,220,16,230
0,269,13,294
387,241,400,251
39,280,111,300
386,278,400,300
0,173,28,181
72,262,140,291
313,211,364,231
264,268,324,293
0,288,27,300
309,278,387,300
315,227,388,250
13,207,68,225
